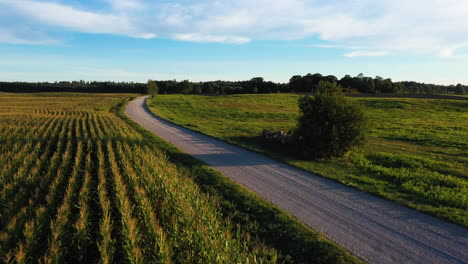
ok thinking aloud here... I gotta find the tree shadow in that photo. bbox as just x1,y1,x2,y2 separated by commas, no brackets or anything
229,135,304,160
191,153,278,167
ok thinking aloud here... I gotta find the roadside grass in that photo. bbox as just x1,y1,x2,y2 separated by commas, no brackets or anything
147,94,468,227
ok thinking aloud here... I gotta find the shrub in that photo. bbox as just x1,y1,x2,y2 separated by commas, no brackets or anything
294,81,367,159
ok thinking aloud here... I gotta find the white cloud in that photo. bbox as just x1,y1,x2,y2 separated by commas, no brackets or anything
0,28,59,45
344,51,389,58
0,0,155,39
148,0,468,56
173,34,250,44
1,0,468,57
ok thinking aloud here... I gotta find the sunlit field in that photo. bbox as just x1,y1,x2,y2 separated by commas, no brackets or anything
148,94,468,227
0,93,359,264
0,94,278,263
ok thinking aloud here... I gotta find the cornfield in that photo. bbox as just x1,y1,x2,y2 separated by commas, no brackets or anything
0,93,279,263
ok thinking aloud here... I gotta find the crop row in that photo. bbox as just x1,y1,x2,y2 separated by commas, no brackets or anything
0,95,278,263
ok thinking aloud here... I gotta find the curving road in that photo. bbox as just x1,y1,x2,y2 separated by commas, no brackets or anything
126,96,468,264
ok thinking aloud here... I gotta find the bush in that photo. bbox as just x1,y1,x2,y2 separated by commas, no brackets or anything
294,81,367,159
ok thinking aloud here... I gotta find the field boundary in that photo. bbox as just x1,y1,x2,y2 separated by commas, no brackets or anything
290,92,468,100
345,93,468,100
116,96,362,264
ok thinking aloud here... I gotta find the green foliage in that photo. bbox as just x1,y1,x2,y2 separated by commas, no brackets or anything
193,84,202,94
180,80,193,94
1,73,466,95
455,84,465,94
252,86,258,94
0,81,146,93
146,80,159,95
294,82,367,159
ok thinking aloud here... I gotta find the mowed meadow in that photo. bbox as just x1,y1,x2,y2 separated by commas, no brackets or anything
147,94,468,227
0,94,284,263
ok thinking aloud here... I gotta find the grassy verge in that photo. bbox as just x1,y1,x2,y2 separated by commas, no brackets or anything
146,94,468,227
117,97,361,264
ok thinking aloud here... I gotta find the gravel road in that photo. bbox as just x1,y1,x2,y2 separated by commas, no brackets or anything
126,96,468,264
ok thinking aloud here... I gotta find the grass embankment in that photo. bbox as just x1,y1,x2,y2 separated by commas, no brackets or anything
0,93,358,263
147,94,468,227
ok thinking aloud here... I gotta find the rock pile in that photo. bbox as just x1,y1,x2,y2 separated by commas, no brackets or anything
262,129,290,144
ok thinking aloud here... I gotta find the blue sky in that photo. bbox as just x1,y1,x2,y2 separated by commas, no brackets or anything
1,0,467,84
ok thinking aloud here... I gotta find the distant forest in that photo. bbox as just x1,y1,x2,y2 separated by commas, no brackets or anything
1,73,466,95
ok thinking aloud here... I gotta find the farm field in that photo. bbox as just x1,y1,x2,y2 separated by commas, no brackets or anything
147,94,468,227
0,93,358,264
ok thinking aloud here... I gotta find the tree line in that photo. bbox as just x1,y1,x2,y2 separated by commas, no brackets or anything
1,73,466,95
0,81,146,93
288,73,466,94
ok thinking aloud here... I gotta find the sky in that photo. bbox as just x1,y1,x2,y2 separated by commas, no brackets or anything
1,0,468,84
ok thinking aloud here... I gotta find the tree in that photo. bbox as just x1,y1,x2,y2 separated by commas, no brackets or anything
304,73,326,92
380,78,393,93
339,75,353,90
455,84,465,94
146,80,159,95
324,75,338,84
393,83,407,94
289,75,307,92
362,77,375,93
250,77,264,84
252,86,258,94
294,81,367,159
193,84,202,94
180,80,193,94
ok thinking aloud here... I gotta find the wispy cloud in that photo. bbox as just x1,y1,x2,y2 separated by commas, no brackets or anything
0,28,59,45
0,0,155,41
173,34,250,44
344,51,389,58
1,0,468,57
151,0,468,56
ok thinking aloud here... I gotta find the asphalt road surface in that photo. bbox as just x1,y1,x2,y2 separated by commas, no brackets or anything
126,96,468,264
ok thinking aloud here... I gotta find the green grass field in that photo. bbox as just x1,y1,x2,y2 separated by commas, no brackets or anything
0,93,358,264
148,94,468,227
